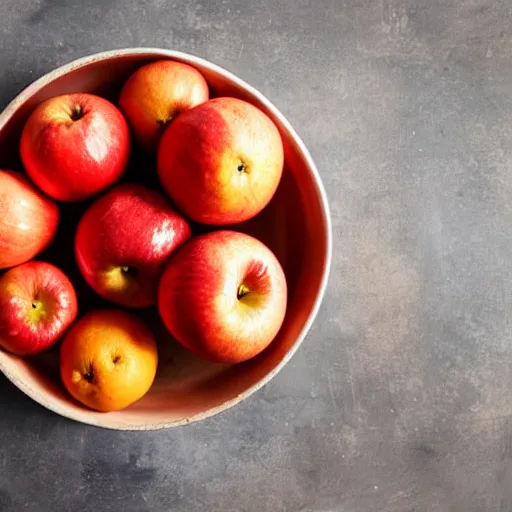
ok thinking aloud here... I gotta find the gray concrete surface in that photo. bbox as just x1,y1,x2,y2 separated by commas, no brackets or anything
1,0,512,510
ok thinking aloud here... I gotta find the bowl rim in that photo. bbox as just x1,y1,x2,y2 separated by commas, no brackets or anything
0,47,333,430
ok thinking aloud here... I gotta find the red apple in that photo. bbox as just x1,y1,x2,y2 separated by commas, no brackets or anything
119,60,209,152
20,93,130,202
157,97,284,225
0,170,59,269
75,183,191,308
0,261,77,356
158,230,287,363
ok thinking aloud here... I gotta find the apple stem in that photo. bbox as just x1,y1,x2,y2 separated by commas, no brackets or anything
70,104,83,121
237,284,250,300
83,365,95,383
121,265,139,278
156,114,176,133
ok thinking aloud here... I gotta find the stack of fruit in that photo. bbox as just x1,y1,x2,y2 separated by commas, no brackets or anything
0,60,287,413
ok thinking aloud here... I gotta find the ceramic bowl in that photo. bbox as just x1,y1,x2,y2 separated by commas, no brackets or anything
0,48,331,430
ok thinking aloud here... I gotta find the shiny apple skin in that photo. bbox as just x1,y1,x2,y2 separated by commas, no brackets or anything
75,183,192,308
158,230,288,363
157,97,284,225
0,170,59,270
119,60,209,152
0,261,78,356
20,93,130,202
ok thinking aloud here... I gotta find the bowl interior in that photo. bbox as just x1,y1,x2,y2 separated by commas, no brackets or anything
0,50,329,429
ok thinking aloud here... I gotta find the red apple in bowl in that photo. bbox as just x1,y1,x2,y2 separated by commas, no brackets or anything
119,60,209,152
0,170,59,269
0,261,77,356
157,97,284,225
20,93,130,202
158,230,288,363
75,183,191,308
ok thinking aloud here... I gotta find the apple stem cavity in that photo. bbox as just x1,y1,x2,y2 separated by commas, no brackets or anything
83,365,95,383
156,114,176,133
70,104,84,121
237,284,250,300
121,265,139,279
237,162,245,173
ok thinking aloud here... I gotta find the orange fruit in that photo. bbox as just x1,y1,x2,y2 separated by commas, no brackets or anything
60,309,158,412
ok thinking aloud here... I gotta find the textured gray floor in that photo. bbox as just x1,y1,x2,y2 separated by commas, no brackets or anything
1,1,512,511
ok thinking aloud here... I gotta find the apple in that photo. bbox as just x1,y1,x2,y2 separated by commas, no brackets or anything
75,183,191,308
0,170,59,269
157,97,284,225
0,261,77,356
158,230,287,363
60,309,158,412
119,60,209,152
20,93,130,202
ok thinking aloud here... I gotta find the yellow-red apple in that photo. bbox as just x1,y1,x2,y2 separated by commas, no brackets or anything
60,309,158,412
75,183,191,308
0,170,59,269
158,230,287,363
157,97,284,225
119,60,209,152
0,261,77,356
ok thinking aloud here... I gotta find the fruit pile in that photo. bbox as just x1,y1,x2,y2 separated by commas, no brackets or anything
0,60,287,413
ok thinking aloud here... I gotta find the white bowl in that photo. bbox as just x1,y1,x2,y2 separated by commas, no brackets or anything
0,48,332,430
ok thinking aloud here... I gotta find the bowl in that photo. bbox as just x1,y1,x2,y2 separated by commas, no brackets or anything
0,48,332,430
